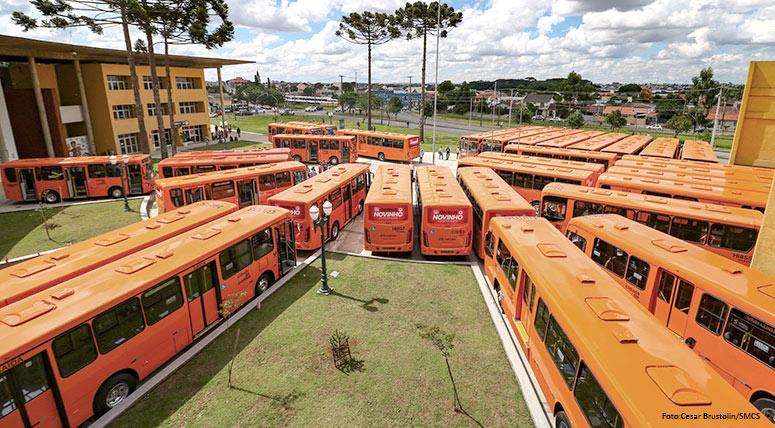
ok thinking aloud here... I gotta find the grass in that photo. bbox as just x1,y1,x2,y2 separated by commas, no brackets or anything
115,254,533,427
0,199,143,259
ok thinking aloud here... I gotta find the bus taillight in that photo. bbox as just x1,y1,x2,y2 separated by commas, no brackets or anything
423,231,429,247
365,229,371,243
407,228,412,244
465,231,471,247
304,227,310,242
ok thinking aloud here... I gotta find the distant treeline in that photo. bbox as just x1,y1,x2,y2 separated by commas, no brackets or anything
467,78,596,92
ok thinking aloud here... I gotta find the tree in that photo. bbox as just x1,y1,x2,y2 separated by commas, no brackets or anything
605,110,627,130
513,107,532,125
686,106,707,132
618,83,641,93
396,1,462,143
639,87,654,100
655,94,683,123
437,80,455,94
423,101,434,118
253,71,261,86
566,110,585,129
302,86,316,96
388,95,403,121
666,115,692,137
337,12,399,132
686,67,720,117
340,91,359,112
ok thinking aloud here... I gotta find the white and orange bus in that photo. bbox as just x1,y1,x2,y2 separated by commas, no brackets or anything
269,163,371,250
483,216,770,428
535,131,605,148
363,164,413,252
540,182,762,266
457,167,534,258
617,156,773,183
680,139,719,163
2,155,154,203
415,165,472,256
158,154,290,178
504,145,619,171
155,162,308,213
336,129,420,162
639,137,680,158
601,134,653,158
272,134,357,164
566,132,628,151
567,214,775,420
477,152,606,183
0,205,297,428
266,122,336,143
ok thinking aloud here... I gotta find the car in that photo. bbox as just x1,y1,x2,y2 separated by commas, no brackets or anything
279,108,295,116
335,106,343,112
304,106,317,112
532,114,545,121
646,124,663,130
548,116,563,122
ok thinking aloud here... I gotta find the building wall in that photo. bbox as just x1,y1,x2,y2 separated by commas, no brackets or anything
8,63,61,101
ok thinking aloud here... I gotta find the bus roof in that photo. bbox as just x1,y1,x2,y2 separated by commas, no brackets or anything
0,205,290,365
416,165,470,207
173,148,291,158
268,163,370,204
601,134,653,155
273,135,356,141
535,130,606,148
606,166,772,193
268,122,323,129
155,162,306,189
490,216,759,426
477,152,605,176
337,129,418,140
568,214,775,321
480,128,552,144
2,155,149,168
457,167,533,212
158,154,290,167
365,164,412,206
620,155,775,177
459,156,597,181
506,129,569,145
543,182,762,228
680,140,719,163
566,132,628,151
505,145,619,161
639,137,680,158
614,158,773,183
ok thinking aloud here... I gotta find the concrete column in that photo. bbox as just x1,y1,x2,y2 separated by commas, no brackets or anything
28,57,56,157
750,176,775,276
217,66,226,137
72,53,96,155
0,77,19,163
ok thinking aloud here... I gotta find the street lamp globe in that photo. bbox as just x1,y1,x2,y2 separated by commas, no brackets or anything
309,204,320,221
109,155,117,165
122,154,130,164
322,200,332,217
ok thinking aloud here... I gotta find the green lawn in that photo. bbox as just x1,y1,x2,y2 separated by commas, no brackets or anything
115,254,532,427
0,199,143,259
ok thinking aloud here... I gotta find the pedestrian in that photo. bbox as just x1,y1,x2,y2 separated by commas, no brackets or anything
228,124,232,132
455,148,459,159
419,149,424,164
237,127,241,139
445,147,450,160
309,166,318,177
438,147,443,160
406,121,409,128
356,121,360,129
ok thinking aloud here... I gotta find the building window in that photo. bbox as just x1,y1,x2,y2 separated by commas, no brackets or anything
107,75,129,90
151,129,172,150
143,75,167,90
118,133,140,154
176,77,196,90
147,103,169,117
182,125,204,142
112,105,135,120
179,102,200,114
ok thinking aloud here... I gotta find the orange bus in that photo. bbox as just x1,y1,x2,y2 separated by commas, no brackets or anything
155,162,308,214
598,172,768,212
680,139,719,163
415,165,472,256
535,130,606,148
158,154,290,178
566,214,775,420
566,132,628,151
458,156,596,211
506,129,569,146
0,205,297,428
504,145,619,171
2,155,154,203
639,137,680,158
457,167,534,258
477,127,550,154
540,182,762,266
601,134,653,157
0,200,237,308
606,165,772,193
272,134,357,164
618,156,773,183
269,163,371,250
456,128,535,158
172,148,291,158
266,122,336,143
286,120,337,135
621,154,774,176
336,129,420,162
483,216,770,428
363,164,413,252
477,152,606,182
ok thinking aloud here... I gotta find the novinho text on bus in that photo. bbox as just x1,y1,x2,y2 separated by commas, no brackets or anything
566,214,775,420
269,163,371,250
482,216,769,428
600,134,653,157
172,148,291,158
158,154,291,178
415,165,472,256
0,201,238,308
2,155,154,203
504,144,618,171
363,164,414,252
638,137,680,159
680,139,719,163
336,129,420,162
540,182,762,266
266,122,336,143
477,152,605,183
155,162,308,214
0,205,297,428
457,167,534,258
272,134,357,165
605,165,772,194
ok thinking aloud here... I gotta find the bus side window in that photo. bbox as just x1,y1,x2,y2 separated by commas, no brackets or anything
674,280,694,314
320,139,329,150
330,189,343,209
696,293,728,335
708,224,757,253
170,189,184,207
496,239,511,273
496,170,514,186
574,362,624,428
573,200,603,218
211,181,235,200
591,238,627,277
219,240,252,279
724,309,775,369
40,166,63,181
185,187,204,204
567,232,586,252
508,256,519,292
88,164,107,179
142,277,184,325
544,315,579,389
534,298,550,340
3,168,16,183
635,211,670,234
670,217,709,244
542,196,567,222
624,256,650,290
514,172,532,189
330,139,340,150
293,170,306,185
52,324,98,377
484,231,495,258
276,171,292,189
251,227,274,260
603,205,634,220
259,173,275,191
92,298,145,354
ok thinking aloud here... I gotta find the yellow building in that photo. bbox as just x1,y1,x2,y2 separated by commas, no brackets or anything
0,35,248,160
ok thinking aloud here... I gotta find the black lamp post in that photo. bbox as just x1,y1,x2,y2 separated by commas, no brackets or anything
310,200,333,295
110,154,131,212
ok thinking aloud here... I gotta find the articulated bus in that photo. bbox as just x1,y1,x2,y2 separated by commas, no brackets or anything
336,129,420,162
155,162,308,214
566,132,628,151
540,183,762,266
600,134,653,158
266,122,336,143
272,134,357,165
477,127,551,154
535,131,606,148
2,155,154,203
457,129,525,158
0,201,237,308
606,166,772,193
363,164,413,252
458,157,596,211
597,172,768,212
639,137,680,159
269,163,371,250
477,152,606,182
158,154,290,178
504,145,618,171
415,165,472,256
680,139,719,163
566,214,775,420
483,216,770,428
0,206,297,428
618,156,773,183
457,167,534,258
173,148,291,158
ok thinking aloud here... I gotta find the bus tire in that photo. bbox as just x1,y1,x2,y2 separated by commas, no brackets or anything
753,397,775,423
378,152,385,161
494,283,504,314
329,156,339,165
94,372,137,416
255,272,274,296
555,410,572,428
531,201,540,216
293,155,302,162
330,222,340,240
358,200,364,215
109,186,124,199
43,190,60,204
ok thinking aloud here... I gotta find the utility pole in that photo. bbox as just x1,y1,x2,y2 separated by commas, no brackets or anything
491,81,497,132
508,89,514,129
710,86,723,149
339,75,345,113
355,71,357,91
468,98,473,131
431,2,440,165
408,76,413,111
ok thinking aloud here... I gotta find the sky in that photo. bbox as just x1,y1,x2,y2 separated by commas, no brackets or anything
4,0,775,85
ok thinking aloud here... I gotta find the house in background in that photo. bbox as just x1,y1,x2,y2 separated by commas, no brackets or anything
523,93,556,117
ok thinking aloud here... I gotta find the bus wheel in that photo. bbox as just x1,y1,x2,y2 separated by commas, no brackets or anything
494,284,504,314
330,222,340,240
531,201,540,216
378,152,385,161
109,186,124,199
358,201,364,215
293,155,302,162
255,272,274,296
555,411,572,428
43,190,60,204
94,373,137,415
754,398,775,422
329,156,339,165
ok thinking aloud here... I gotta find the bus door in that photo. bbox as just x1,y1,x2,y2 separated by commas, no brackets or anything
653,270,695,336
519,274,534,344
0,352,64,428
183,261,221,337
308,140,318,163
127,164,142,194
65,166,88,198
342,141,351,163
343,184,352,220
237,179,257,208
276,219,297,274
18,169,37,201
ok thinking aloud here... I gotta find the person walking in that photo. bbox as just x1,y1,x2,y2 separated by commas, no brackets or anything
356,121,360,129
237,127,241,139
419,149,424,164
438,147,443,161
228,123,232,132
445,147,450,160
309,166,318,177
